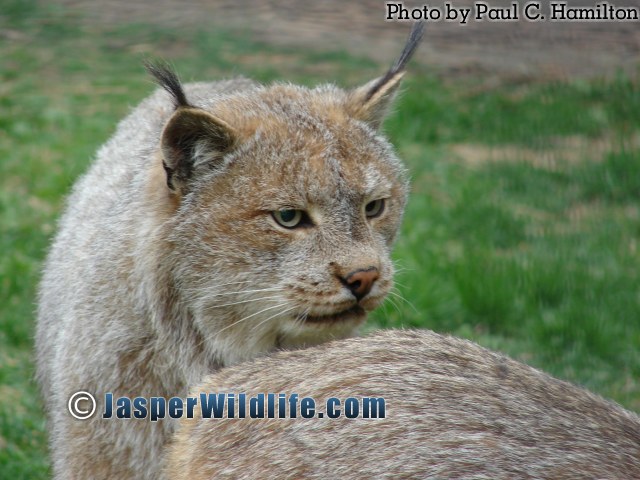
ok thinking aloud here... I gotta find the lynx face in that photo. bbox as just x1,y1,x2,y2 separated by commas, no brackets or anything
164,85,408,364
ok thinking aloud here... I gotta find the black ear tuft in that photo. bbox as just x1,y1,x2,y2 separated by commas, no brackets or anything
144,60,191,109
346,22,425,130
365,21,425,102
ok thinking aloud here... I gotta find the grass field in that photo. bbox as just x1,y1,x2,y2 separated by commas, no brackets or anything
1,1,639,477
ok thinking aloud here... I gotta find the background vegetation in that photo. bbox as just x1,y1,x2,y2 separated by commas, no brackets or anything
1,1,638,477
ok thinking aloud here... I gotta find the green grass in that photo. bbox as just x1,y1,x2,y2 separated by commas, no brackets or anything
1,1,639,477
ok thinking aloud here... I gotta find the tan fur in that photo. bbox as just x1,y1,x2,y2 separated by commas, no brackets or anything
36,25,424,479
166,329,640,479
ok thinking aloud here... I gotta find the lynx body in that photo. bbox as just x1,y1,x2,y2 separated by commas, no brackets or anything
36,25,425,479
168,329,640,479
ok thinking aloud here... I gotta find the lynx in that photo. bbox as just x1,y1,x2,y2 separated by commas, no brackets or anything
167,329,640,479
36,23,425,479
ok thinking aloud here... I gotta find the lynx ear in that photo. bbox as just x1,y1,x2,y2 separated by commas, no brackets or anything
160,108,235,192
346,22,425,130
145,61,236,192
346,73,406,130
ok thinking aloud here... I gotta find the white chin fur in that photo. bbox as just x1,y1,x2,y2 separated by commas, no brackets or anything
276,316,363,350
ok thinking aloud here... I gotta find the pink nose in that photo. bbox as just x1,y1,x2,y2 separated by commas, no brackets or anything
341,268,379,301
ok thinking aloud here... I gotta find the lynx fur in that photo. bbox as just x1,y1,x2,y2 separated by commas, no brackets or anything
167,329,640,479
36,24,425,479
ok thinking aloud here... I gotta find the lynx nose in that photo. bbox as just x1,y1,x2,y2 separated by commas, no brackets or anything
341,267,380,302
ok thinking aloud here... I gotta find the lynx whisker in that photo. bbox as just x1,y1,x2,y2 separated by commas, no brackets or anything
181,280,257,296
215,302,290,336
205,279,253,289
293,306,311,328
196,287,285,299
388,288,419,314
391,279,410,290
383,294,403,316
392,259,414,272
250,305,298,334
203,295,284,311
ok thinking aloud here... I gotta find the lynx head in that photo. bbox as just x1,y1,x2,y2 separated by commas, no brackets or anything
148,23,424,365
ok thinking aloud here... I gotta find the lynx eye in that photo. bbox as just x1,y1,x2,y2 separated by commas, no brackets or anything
272,209,305,229
365,199,385,219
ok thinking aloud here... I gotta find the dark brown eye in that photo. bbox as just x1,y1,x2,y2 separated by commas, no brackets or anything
365,199,385,219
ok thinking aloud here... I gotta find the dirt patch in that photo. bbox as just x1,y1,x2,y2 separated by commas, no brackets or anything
450,132,640,168
51,0,639,83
